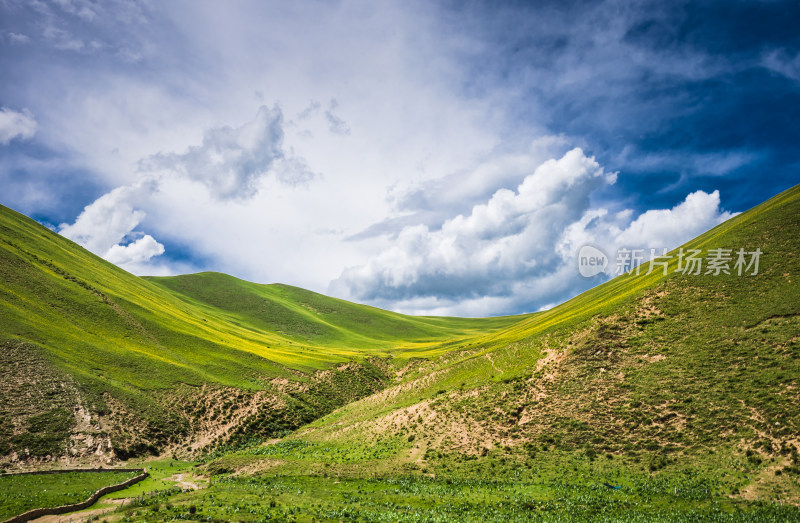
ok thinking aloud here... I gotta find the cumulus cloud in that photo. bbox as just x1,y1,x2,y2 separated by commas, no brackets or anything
350,135,572,240
331,150,735,316
140,105,315,199
58,182,166,272
59,185,145,254
330,148,616,313
105,235,165,266
614,190,735,250
57,105,321,275
0,107,37,144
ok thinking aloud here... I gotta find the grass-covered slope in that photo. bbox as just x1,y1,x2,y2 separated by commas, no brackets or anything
0,204,517,462
4,182,800,519
146,272,518,354
204,183,800,510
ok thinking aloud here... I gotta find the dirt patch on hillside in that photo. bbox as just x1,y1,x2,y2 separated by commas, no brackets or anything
164,385,288,455
0,342,114,466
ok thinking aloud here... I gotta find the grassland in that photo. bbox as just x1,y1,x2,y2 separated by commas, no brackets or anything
109,469,799,522
146,272,518,357
0,203,517,461
284,182,800,456
0,204,514,387
0,470,140,520
1,184,799,520
174,183,800,519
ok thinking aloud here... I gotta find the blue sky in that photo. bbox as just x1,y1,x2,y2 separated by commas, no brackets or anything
1,0,798,316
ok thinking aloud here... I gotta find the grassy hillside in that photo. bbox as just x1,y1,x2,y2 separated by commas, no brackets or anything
0,204,516,462
187,184,800,518
287,183,800,446
146,272,518,355
3,183,800,520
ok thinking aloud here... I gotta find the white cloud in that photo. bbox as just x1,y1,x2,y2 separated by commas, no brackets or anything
56,105,321,277
614,190,735,250
3,0,758,314
0,107,37,144
352,135,572,240
58,185,146,254
557,189,737,276
139,105,314,199
330,148,617,314
105,235,165,266
332,150,736,316
57,182,166,273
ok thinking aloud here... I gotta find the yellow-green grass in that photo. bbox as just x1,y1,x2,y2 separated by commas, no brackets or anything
0,203,522,459
279,183,800,466
146,271,521,358
0,204,518,393
0,205,519,390
0,470,140,520
3,181,800,519
183,183,800,516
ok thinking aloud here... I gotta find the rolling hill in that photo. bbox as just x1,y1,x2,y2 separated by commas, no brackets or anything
1,183,800,520
190,183,800,517
0,205,517,461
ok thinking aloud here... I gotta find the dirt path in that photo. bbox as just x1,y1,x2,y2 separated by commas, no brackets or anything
28,498,129,522
165,473,203,491
485,352,502,375
27,473,204,522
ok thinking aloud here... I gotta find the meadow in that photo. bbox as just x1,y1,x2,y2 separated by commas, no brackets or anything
1,185,799,521
105,460,800,522
0,470,140,520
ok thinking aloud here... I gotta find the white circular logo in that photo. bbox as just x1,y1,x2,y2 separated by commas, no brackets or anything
577,245,608,277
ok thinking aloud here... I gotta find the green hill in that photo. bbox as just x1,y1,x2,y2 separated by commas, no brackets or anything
0,205,516,461
146,272,517,353
2,184,800,520
290,183,799,445
193,184,800,517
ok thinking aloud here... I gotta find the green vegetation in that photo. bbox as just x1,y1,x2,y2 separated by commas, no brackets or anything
0,204,516,460
111,473,800,522
1,184,800,520
287,183,800,462
103,458,200,498
147,272,517,356
8,408,73,458
195,183,800,515
0,470,139,520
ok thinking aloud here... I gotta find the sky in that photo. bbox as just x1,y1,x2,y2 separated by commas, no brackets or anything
1,0,799,317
